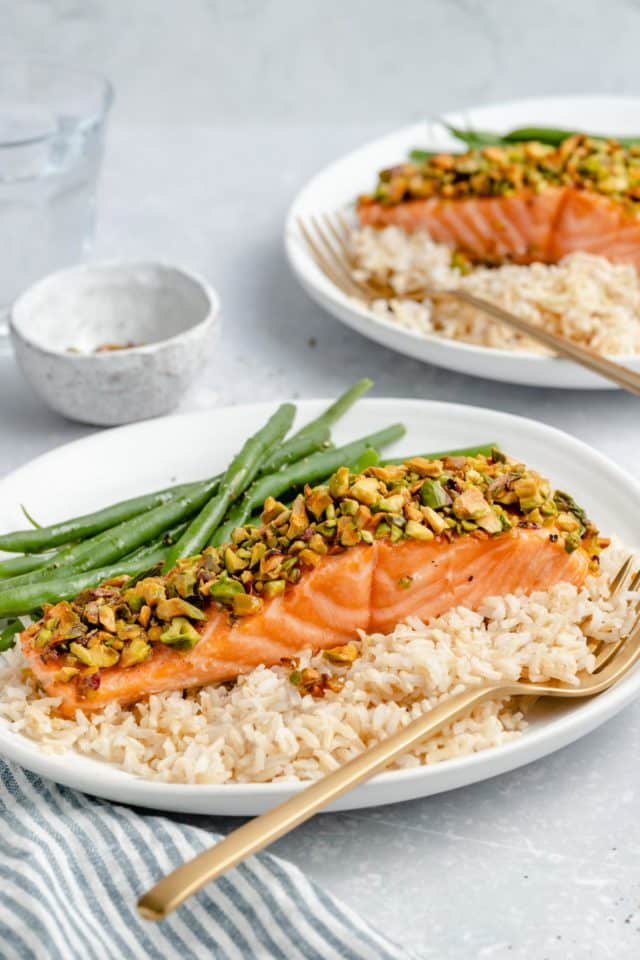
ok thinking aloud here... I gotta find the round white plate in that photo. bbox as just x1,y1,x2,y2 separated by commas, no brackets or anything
1,398,639,815
285,95,640,390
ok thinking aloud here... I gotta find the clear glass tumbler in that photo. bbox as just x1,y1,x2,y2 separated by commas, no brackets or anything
0,61,112,347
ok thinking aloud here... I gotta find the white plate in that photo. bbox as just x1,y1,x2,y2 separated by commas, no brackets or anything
1,398,639,815
285,95,640,390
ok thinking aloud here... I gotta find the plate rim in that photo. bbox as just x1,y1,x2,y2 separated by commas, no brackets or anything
2,396,640,813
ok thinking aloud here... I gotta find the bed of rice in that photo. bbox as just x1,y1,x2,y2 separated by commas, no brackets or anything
0,545,635,786
350,226,640,355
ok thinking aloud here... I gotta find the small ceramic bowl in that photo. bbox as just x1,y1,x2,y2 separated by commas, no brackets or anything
10,262,220,426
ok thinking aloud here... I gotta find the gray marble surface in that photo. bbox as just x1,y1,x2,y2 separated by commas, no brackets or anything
3,1,640,956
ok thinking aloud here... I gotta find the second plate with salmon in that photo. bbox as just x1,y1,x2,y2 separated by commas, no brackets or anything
1,395,640,815
286,95,640,389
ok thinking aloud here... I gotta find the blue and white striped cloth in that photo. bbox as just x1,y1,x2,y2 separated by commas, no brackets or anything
0,761,417,960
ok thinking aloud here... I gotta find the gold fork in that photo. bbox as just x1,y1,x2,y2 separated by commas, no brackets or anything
296,212,640,398
138,557,640,920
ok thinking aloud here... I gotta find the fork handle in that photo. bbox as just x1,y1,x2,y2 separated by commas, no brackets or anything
442,289,640,396
138,682,503,920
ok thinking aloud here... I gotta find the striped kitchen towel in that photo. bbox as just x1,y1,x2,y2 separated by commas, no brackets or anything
0,761,417,960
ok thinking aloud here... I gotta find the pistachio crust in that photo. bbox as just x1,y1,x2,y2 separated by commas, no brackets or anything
360,136,640,209
23,452,600,695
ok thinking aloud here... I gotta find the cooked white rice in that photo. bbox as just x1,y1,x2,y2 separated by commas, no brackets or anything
0,545,635,785
350,226,640,355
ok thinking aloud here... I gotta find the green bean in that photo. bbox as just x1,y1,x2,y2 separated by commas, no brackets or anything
0,544,168,619
503,126,640,147
348,447,380,473
20,504,41,529
259,424,331,474
445,125,506,148
209,382,376,546
443,125,640,151
225,424,404,532
383,443,497,465
214,446,384,547
0,618,24,651
0,523,187,590
211,430,397,549
0,482,219,593
0,550,59,579
259,378,373,474
0,478,217,555
162,404,296,570
408,149,437,164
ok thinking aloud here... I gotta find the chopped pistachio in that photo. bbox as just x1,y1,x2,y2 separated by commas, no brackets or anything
262,579,286,598
406,457,443,477
305,487,332,519
329,466,351,498
374,493,405,514
159,617,201,649
421,505,449,534
232,593,264,616
323,642,359,663
389,523,404,543
554,490,588,530
405,520,434,540
369,464,408,482
53,666,80,683
69,641,119,669
120,637,151,668
98,605,117,634
32,627,52,649
453,487,491,520
287,495,310,540
308,533,328,554
250,541,267,566
349,477,380,505
556,512,581,533
208,574,246,603
298,548,323,567
420,479,451,509
261,496,289,525
476,509,502,534
375,521,391,539
156,598,206,621
224,547,247,574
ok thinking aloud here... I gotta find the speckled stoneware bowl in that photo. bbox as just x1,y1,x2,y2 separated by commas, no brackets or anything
10,262,220,426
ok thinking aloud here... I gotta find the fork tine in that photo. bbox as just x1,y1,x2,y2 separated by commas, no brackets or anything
584,557,638,670
628,570,640,613
336,210,353,241
608,555,634,598
593,635,627,671
594,608,640,686
524,556,639,712
309,215,369,296
322,212,351,261
297,218,360,298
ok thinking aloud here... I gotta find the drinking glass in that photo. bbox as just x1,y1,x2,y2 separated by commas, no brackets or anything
0,61,112,348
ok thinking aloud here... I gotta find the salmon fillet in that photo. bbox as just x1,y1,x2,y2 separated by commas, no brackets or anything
358,135,640,268
21,453,600,716
22,527,588,716
358,189,567,265
358,186,640,269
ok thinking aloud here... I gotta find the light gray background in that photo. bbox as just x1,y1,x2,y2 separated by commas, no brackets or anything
2,2,640,957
